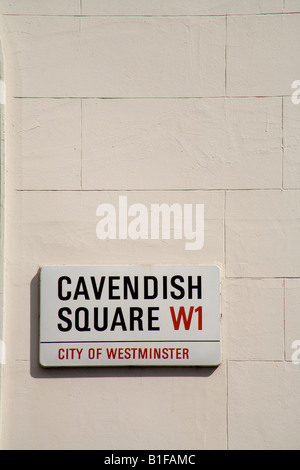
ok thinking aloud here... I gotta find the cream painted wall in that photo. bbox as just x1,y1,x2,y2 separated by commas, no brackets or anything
0,0,300,450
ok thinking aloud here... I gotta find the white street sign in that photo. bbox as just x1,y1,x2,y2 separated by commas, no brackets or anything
39,265,221,367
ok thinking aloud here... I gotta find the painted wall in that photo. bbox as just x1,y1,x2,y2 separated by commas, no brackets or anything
0,0,300,450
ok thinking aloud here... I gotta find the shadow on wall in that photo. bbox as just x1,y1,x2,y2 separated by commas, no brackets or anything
30,270,218,379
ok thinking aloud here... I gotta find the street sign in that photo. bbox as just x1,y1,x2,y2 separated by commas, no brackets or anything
39,265,221,367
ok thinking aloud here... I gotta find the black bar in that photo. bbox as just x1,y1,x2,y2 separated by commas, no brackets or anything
41,340,220,344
